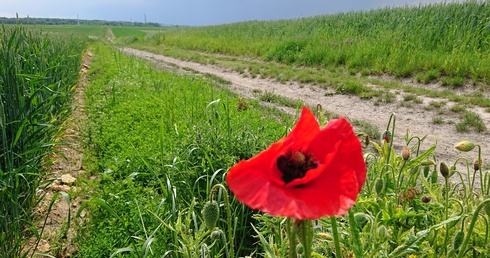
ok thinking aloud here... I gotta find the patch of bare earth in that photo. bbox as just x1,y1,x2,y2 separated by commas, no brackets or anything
25,50,92,258
121,47,489,183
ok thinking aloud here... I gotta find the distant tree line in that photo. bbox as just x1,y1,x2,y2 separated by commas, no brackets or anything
0,17,162,27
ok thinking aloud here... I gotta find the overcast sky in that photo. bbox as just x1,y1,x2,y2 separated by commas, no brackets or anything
1,0,453,26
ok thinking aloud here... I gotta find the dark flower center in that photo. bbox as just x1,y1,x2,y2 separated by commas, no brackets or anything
277,150,317,184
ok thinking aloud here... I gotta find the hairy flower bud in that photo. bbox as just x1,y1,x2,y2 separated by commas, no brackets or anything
440,162,450,178
454,141,476,152
452,230,464,251
210,229,223,241
202,200,219,231
354,212,369,229
402,146,410,161
474,158,481,171
382,130,391,143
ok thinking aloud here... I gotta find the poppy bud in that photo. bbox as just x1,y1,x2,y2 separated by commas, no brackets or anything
440,162,450,178
354,212,369,229
452,230,464,251
210,229,223,240
454,141,476,152
202,200,219,230
382,130,391,143
474,158,480,171
402,146,410,161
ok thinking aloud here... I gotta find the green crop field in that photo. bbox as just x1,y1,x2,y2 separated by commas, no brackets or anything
0,25,85,257
2,1,490,257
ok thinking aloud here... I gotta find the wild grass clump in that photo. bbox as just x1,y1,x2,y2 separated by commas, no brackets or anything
0,25,85,257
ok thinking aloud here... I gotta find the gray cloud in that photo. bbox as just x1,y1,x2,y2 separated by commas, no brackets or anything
0,0,451,26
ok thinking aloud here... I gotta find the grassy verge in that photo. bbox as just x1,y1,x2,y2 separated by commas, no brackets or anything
77,43,295,257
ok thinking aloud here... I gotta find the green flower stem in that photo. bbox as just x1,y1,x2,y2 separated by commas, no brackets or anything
443,176,449,256
210,184,234,258
397,160,408,192
476,145,485,195
348,209,363,257
385,113,396,164
330,216,342,258
287,218,297,258
456,198,490,258
296,220,313,258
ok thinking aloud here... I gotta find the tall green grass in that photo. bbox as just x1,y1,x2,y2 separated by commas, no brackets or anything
136,1,490,85
0,25,85,257
77,43,292,257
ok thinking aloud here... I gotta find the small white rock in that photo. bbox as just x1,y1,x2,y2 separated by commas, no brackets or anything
61,174,76,185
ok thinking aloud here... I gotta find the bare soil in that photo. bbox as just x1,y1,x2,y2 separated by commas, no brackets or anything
121,47,490,175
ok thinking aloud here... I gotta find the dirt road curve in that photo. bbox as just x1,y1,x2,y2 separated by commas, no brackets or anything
121,47,489,174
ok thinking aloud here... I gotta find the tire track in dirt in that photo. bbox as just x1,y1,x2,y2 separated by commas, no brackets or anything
121,47,489,181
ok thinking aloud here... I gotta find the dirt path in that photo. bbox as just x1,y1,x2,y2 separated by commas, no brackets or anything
120,47,489,176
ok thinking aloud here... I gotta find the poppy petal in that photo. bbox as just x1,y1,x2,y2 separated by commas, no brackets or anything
283,107,320,149
226,107,366,220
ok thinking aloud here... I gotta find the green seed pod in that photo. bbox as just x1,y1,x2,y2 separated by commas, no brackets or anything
440,162,450,178
202,200,219,231
452,230,465,251
423,165,430,178
375,178,385,197
454,141,476,152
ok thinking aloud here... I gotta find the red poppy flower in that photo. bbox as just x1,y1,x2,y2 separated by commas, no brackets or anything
226,106,366,220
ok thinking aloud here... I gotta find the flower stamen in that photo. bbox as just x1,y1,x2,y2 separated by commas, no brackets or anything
277,150,317,184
